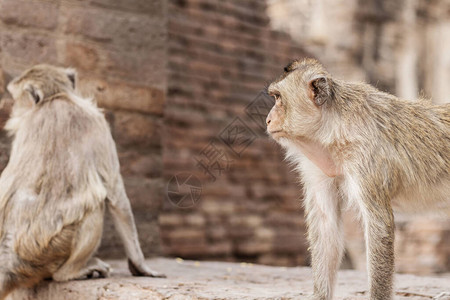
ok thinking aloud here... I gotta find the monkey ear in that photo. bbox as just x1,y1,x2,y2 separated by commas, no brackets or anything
25,84,43,104
308,76,330,106
6,80,16,97
65,68,77,89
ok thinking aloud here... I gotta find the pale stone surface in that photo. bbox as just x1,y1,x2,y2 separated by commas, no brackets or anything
8,258,450,300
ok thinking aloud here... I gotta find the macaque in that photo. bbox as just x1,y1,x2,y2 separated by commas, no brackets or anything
266,58,449,300
0,65,164,299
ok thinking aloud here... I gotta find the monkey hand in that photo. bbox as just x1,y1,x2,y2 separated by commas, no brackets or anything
127,259,166,278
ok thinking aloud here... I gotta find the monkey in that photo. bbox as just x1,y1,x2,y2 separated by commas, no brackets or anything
266,58,449,300
0,65,165,299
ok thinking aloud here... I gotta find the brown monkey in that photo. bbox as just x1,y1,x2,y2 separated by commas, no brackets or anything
266,58,449,300
0,65,164,299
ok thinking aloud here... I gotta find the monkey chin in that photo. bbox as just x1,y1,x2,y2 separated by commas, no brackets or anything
267,130,287,140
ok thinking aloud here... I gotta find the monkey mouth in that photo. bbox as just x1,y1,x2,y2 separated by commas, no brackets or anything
268,130,285,138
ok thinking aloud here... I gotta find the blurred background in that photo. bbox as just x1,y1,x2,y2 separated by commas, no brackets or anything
0,0,448,275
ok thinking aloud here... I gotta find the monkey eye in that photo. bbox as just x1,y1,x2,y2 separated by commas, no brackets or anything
272,93,281,102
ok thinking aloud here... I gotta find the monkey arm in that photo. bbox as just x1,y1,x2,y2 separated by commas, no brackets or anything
106,175,165,278
300,158,344,300
361,198,395,300
348,163,396,300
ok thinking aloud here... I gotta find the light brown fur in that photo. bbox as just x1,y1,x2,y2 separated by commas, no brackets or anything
266,58,450,300
0,65,164,299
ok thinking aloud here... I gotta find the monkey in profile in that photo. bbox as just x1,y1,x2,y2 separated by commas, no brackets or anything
266,58,449,300
0,65,164,299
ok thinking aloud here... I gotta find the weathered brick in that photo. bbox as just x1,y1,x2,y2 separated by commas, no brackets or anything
63,42,100,71
272,231,307,254
0,67,5,97
118,151,162,178
204,241,232,256
258,254,296,267
91,0,165,15
162,243,207,257
159,0,311,267
63,6,165,50
163,228,205,243
0,32,57,64
123,177,164,210
0,0,59,30
235,240,272,256
184,214,206,227
159,213,184,227
229,215,263,228
200,200,235,215
80,77,165,115
206,226,227,241
111,111,162,149
104,48,166,88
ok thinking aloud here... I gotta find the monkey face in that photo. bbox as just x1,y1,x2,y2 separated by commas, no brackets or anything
266,58,331,142
265,84,287,139
7,65,77,106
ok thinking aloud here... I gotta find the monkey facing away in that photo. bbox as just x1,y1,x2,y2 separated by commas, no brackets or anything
0,65,164,299
266,58,449,300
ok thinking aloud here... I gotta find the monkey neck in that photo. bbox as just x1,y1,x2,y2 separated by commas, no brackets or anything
292,137,342,177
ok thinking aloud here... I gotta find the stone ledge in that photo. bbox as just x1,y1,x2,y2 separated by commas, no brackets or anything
7,258,450,300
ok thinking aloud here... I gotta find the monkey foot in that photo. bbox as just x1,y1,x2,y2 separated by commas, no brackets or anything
52,258,111,281
128,259,166,278
84,258,111,279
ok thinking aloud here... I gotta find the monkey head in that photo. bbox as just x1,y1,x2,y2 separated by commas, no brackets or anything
7,64,77,108
266,58,332,143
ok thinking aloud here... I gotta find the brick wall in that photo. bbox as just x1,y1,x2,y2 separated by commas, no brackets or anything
160,0,310,266
2,0,445,274
0,0,166,258
0,0,311,267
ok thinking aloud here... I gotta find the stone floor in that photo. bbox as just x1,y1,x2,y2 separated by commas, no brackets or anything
8,258,450,300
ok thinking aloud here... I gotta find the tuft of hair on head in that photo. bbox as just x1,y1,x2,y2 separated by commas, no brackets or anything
283,58,325,74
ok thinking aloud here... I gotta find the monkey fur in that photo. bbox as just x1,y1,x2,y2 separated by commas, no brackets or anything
266,58,449,300
0,65,164,299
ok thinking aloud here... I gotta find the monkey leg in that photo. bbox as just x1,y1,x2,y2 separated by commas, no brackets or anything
302,161,343,300
52,208,106,282
106,176,165,278
363,205,395,300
